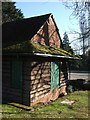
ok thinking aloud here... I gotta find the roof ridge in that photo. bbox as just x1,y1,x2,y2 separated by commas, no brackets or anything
3,13,52,47
25,13,52,19
2,13,52,25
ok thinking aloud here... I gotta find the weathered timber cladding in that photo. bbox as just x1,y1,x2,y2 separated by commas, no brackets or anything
59,61,68,94
23,61,31,106
48,16,60,48
2,61,22,103
2,14,69,106
30,62,51,103
2,61,11,87
31,16,61,48
2,60,51,105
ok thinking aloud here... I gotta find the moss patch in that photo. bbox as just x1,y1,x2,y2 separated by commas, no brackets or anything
3,41,80,59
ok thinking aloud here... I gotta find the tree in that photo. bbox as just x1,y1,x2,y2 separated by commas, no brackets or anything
63,2,90,56
63,2,90,71
63,32,69,46
2,2,24,23
63,32,80,70
63,32,73,54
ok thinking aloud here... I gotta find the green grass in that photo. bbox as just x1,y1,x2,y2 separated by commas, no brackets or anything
1,90,89,119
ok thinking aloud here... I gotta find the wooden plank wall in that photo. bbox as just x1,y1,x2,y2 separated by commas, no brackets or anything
60,61,68,94
48,16,61,48
23,61,31,106
2,15,68,105
2,61,22,103
31,15,61,48
30,62,51,104
2,60,68,105
2,60,51,105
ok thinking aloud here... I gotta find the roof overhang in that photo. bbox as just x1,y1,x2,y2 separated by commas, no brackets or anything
3,52,80,61
34,53,80,60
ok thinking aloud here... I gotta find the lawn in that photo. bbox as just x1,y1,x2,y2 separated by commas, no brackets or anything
1,90,89,119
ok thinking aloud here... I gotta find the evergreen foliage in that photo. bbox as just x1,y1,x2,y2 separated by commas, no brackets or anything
2,2,24,23
63,32,69,46
63,32,73,54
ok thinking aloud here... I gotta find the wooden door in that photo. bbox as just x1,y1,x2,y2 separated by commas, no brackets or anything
11,61,22,90
51,62,60,90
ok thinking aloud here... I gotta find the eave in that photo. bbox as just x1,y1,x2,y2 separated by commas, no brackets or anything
3,41,81,61
34,53,80,60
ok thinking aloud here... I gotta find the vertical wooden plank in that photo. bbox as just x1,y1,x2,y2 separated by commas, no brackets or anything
11,61,22,90
51,62,60,90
